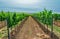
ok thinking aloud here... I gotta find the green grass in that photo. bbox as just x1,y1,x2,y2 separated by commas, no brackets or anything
0,26,7,38
53,26,60,33
48,25,60,33
0,32,2,37
48,25,60,38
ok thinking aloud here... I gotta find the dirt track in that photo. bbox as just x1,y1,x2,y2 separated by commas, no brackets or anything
12,16,51,39
0,20,7,29
54,21,60,27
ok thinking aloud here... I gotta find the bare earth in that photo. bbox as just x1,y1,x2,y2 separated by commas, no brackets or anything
0,21,7,29
14,16,51,39
54,21,60,27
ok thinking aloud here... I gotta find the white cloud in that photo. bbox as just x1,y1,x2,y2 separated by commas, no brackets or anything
0,0,59,12
13,0,39,5
0,0,42,8
1,0,40,5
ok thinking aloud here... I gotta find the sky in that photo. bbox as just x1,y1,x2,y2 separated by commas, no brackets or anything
0,0,60,13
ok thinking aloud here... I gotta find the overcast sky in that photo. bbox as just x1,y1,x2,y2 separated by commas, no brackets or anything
0,0,60,13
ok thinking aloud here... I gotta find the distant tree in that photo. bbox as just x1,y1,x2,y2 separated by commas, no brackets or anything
12,12,17,25
0,11,5,21
0,14,2,21
6,11,11,39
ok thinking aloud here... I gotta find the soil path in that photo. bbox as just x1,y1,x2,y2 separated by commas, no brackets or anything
14,16,51,39
54,21,60,27
0,20,7,29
